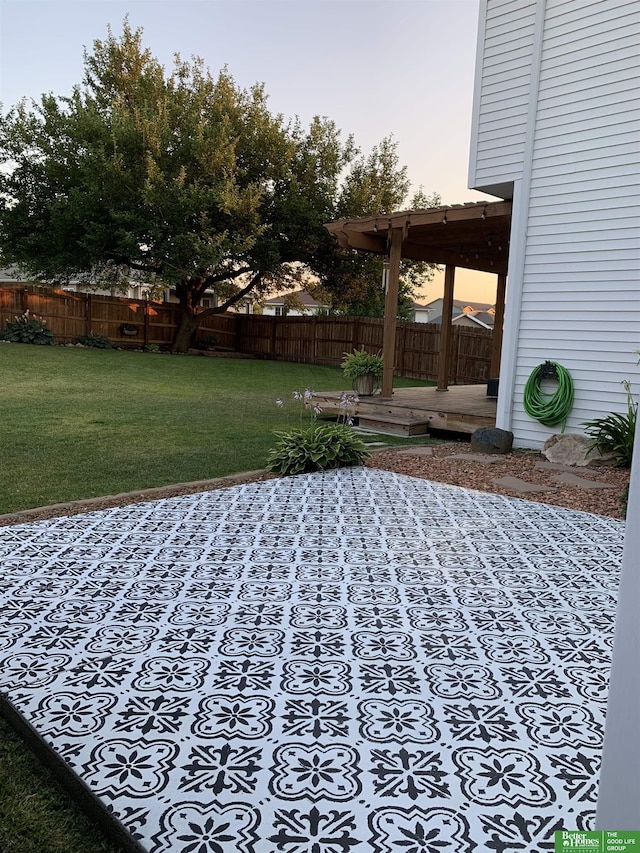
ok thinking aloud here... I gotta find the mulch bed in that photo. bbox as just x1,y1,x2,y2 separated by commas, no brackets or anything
366,444,629,519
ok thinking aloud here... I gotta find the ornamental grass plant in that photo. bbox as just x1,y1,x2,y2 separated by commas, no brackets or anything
583,380,637,468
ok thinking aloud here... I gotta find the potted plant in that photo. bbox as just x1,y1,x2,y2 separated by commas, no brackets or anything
341,348,384,396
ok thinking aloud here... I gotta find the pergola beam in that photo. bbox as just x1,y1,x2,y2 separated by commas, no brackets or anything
331,230,387,254
331,200,512,234
334,235,507,274
400,241,508,274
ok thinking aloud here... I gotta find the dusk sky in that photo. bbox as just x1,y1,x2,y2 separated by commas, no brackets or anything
0,0,498,302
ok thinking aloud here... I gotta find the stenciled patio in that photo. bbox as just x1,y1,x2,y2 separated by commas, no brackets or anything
0,467,623,852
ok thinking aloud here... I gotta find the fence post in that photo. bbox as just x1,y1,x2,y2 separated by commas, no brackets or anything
85,293,92,336
235,315,244,352
270,318,277,357
451,326,460,385
312,316,318,362
143,298,150,347
398,323,407,377
21,287,29,314
353,317,361,351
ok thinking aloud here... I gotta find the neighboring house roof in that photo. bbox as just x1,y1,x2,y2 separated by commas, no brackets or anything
263,290,322,308
451,299,494,313
426,297,496,323
452,310,494,329
472,311,495,327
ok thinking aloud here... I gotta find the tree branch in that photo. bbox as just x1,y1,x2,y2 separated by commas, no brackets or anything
106,254,163,275
204,266,253,285
197,271,264,319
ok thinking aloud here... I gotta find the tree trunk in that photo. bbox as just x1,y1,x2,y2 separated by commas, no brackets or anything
172,312,200,353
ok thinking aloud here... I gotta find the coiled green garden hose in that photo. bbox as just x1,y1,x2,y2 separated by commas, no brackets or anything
523,361,574,431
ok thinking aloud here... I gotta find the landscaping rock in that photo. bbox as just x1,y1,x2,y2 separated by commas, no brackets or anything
542,433,617,467
470,427,513,455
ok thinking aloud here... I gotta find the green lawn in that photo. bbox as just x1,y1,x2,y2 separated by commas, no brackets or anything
0,717,123,853
0,343,435,851
0,344,433,515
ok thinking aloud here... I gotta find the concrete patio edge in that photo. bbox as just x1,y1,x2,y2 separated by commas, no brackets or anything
0,469,274,526
0,693,146,853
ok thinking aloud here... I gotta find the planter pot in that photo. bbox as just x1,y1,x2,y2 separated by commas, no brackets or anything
354,373,376,396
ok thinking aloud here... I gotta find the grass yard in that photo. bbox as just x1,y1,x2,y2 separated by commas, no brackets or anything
0,343,435,851
0,717,123,853
0,344,433,515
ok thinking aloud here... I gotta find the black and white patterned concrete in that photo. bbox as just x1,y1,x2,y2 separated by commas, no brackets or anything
0,468,623,852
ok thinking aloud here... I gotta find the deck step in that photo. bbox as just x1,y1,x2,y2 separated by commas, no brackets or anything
357,414,430,437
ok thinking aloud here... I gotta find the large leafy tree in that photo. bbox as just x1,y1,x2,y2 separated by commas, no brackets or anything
0,21,436,350
311,182,442,319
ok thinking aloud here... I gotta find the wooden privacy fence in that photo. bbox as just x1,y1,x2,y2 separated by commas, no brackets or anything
0,285,236,350
0,285,492,384
237,315,492,384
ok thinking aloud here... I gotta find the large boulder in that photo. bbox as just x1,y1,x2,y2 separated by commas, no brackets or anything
542,433,617,467
470,427,513,455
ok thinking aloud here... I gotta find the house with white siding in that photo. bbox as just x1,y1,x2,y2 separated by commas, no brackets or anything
468,0,640,449
262,289,328,317
469,0,640,830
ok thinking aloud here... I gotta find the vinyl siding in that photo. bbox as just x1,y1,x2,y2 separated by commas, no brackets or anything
469,0,537,191
509,0,640,448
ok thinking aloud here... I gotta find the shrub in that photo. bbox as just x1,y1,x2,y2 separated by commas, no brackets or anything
267,423,370,476
582,381,637,467
197,334,218,350
1,311,53,345
78,332,112,348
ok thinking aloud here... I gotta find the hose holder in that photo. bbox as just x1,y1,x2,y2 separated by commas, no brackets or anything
538,360,558,381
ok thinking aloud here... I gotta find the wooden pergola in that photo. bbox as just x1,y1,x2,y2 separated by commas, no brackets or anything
325,200,512,397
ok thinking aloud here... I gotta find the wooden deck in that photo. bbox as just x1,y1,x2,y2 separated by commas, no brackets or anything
314,384,497,436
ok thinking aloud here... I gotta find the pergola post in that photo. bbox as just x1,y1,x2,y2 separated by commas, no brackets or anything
437,264,456,391
381,228,403,398
490,272,507,378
